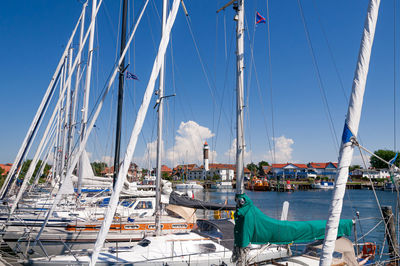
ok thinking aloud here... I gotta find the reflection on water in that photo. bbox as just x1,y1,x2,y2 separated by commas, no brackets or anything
186,188,397,248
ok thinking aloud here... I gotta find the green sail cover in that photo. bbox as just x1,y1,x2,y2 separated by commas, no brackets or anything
234,194,353,247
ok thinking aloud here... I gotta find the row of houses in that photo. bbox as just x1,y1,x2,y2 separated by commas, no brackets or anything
165,163,251,181
262,162,339,179
161,162,339,181
1,161,394,182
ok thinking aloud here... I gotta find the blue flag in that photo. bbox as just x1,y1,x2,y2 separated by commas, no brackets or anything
126,72,139,80
256,12,266,25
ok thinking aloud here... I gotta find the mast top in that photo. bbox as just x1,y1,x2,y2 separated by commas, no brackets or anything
216,0,237,13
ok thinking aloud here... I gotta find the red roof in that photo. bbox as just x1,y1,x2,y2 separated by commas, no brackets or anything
271,163,307,169
0,163,12,175
271,164,287,168
161,165,172,173
308,162,338,169
208,163,250,173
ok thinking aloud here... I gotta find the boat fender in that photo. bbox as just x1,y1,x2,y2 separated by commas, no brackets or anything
361,242,376,259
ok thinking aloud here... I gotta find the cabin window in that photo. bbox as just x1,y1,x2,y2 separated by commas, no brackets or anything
135,201,153,209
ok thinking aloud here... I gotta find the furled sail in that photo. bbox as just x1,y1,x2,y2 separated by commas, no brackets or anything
234,194,353,247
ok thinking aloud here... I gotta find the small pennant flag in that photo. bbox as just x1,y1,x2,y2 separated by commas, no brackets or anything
256,11,266,25
126,72,139,80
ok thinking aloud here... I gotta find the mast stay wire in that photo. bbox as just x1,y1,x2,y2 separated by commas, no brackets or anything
243,8,274,165
184,11,236,146
297,0,340,154
244,1,258,164
393,0,399,247
311,0,349,103
211,1,219,164
212,19,236,164
310,1,381,233
394,0,397,153
266,0,276,164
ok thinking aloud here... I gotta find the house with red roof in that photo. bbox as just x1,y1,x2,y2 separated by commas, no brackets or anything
268,162,338,179
307,162,338,179
270,163,310,179
0,163,12,176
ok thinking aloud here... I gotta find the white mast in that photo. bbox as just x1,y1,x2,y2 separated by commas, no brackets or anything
155,0,167,236
320,0,380,265
235,1,247,264
90,1,180,264
61,48,73,172
78,0,97,195
235,0,245,195
69,6,86,161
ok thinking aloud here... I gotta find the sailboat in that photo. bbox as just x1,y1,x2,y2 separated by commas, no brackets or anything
3,0,395,265
16,1,355,266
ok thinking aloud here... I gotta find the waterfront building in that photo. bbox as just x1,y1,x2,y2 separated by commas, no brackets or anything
361,168,391,180
0,163,12,176
270,163,310,179
267,162,339,179
307,162,338,179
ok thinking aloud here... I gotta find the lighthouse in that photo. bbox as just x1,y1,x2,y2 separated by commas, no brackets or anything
203,141,209,172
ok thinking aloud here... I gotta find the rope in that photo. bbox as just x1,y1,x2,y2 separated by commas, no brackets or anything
358,219,383,242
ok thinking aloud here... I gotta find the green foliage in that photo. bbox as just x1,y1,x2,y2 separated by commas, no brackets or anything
370,150,399,169
0,167,4,177
162,171,172,181
246,163,258,174
19,160,51,182
141,168,149,176
91,162,107,176
257,161,269,176
212,174,220,181
349,165,361,171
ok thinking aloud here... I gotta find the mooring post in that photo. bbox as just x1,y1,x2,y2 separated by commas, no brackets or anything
381,206,398,265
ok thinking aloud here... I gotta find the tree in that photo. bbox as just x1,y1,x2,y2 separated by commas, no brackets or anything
257,161,269,176
370,149,399,169
162,171,171,181
91,162,107,176
246,163,258,174
141,168,149,177
0,167,4,178
19,160,51,181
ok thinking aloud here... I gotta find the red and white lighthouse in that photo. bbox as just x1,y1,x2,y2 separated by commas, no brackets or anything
203,141,209,172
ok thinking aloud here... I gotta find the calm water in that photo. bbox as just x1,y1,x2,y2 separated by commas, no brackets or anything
191,188,398,253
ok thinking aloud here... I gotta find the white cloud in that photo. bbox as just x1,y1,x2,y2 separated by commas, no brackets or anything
262,136,294,163
137,121,217,168
166,121,216,166
224,138,252,164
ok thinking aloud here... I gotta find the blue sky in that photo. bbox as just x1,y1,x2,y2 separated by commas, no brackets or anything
0,0,398,169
